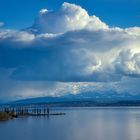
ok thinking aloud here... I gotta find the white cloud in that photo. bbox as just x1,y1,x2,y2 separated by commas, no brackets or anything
0,30,35,43
0,3,140,99
115,49,140,76
125,27,140,36
0,28,139,82
30,2,108,34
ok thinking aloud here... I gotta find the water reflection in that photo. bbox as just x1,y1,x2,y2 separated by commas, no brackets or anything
0,107,140,140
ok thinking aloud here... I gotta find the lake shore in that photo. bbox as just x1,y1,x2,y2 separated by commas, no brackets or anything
0,111,17,121
0,109,65,121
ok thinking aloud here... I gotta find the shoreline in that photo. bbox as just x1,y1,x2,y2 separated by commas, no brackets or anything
0,111,17,121
0,111,65,121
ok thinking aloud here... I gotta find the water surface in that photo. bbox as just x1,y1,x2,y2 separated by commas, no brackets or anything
0,107,140,140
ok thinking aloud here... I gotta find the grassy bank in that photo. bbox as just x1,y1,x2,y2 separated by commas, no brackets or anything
0,111,17,121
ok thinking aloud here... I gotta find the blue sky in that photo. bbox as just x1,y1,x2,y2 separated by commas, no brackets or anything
0,0,140,29
0,1,140,101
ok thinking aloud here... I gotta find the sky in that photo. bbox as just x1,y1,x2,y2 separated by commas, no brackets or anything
0,0,140,101
0,0,140,29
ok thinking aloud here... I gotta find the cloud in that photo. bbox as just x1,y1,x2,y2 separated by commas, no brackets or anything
115,48,140,76
1,73,140,100
0,28,140,82
29,2,108,34
125,27,140,36
0,3,140,99
0,30,35,45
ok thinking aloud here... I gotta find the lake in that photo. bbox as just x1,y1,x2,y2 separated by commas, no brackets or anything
0,107,140,140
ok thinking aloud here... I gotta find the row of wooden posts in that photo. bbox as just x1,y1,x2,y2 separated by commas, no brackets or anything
0,105,50,116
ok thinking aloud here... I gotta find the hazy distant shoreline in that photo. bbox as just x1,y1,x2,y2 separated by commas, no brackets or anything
2,100,140,107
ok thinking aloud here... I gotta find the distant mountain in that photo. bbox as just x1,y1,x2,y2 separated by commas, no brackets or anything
7,91,140,106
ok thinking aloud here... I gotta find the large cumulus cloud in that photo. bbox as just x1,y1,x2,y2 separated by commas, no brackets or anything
0,29,140,82
0,2,140,100
30,2,108,34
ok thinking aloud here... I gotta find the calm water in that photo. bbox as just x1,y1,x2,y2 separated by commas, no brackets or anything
0,107,140,140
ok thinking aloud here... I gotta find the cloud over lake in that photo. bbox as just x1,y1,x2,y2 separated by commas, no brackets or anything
0,3,140,100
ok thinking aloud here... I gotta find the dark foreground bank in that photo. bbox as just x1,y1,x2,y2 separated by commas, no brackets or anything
0,111,17,121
